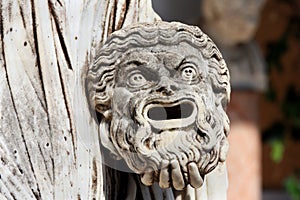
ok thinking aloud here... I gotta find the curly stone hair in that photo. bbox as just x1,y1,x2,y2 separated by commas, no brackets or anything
86,21,230,120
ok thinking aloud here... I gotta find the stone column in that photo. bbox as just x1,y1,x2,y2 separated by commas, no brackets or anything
200,0,267,200
227,92,262,200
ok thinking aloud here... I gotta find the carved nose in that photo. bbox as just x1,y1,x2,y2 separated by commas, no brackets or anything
156,77,178,95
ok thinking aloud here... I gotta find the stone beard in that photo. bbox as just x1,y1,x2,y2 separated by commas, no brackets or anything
87,22,230,190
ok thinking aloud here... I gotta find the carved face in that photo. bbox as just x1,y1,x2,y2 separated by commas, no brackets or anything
87,22,230,190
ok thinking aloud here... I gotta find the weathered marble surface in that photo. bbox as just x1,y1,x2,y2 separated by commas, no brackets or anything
0,0,159,199
87,21,230,192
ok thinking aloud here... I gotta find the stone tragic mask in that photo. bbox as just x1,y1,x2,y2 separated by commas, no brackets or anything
87,21,230,190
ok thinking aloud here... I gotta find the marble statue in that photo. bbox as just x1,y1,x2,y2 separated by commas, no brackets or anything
86,21,230,191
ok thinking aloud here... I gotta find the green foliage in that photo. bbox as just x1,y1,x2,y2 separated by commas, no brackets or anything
264,86,300,163
263,1,300,198
285,175,300,200
270,139,285,163
262,122,285,163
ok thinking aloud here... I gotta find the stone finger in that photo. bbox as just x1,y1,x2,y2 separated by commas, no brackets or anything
159,160,170,188
141,171,154,186
171,160,185,190
188,162,203,188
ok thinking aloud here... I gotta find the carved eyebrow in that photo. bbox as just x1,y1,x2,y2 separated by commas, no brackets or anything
122,60,145,73
175,56,199,70
126,60,144,66
175,58,187,70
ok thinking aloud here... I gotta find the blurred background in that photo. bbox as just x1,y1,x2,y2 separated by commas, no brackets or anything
152,0,300,199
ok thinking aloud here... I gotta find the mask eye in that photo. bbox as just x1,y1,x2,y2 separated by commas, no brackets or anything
127,71,148,88
180,64,199,83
